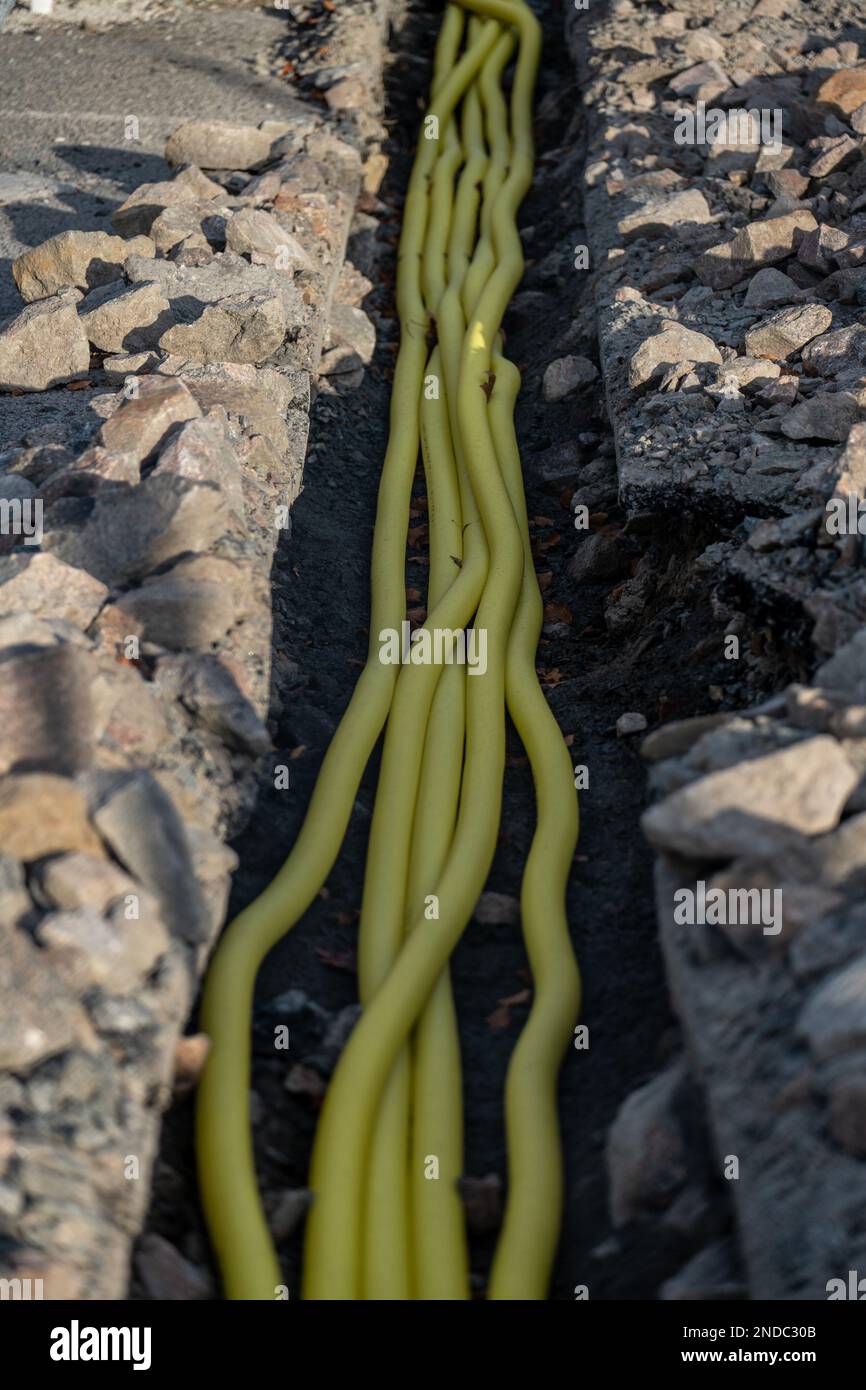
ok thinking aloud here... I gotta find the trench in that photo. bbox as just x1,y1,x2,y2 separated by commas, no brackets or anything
136,0,796,1300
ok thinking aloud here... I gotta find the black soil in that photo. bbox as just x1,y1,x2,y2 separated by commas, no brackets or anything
137,0,794,1301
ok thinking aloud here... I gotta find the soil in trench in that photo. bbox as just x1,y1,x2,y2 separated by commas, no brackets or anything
138,0,794,1301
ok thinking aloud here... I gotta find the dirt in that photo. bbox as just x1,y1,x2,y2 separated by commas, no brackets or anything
138,0,804,1301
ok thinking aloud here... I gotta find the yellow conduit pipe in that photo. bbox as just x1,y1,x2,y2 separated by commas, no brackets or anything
195,16,503,1302
487,347,581,1299
302,0,543,1301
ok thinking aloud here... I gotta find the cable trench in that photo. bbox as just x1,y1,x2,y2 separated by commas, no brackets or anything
195,0,581,1303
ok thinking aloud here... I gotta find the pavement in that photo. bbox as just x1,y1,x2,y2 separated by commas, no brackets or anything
0,1,305,321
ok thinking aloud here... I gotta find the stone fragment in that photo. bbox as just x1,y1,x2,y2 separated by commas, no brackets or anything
114,555,245,650
542,354,599,402
763,169,810,201
743,267,800,308
150,202,227,254
224,207,312,271
797,224,851,274
474,891,520,926
808,135,858,179
0,646,106,776
642,737,858,859
36,852,139,915
44,474,229,586
780,392,861,442
628,323,722,389
606,1061,687,1226
97,375,201,463
12,230,154,302
0,774,103,859
165,652,270,755
744,304,833,360
165,121,272,171
90,771,212,944
694,211,817,290
151,409,244,514
617,189,711,241
669,60,730,102
568,529,628,582
802,325,866,378
135,1235,213,1301
159,290,287,365
617,712,647,737
797,957,866,1059
0,927,89,1071
0,294,90,390
325,301,376,366
816,68,866,118
78,279,173,354
111,165,225,237
0,552,107,628
36,905,169,995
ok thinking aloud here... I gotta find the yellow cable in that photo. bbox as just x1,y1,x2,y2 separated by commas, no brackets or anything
487,346,581,1299
302,0,543,1302
195,15,503,1301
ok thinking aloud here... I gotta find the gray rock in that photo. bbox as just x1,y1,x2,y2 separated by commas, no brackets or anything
817,630,866,700
134,1234,213,1301
744,304,833,361
36,906,169,995
797,224,851,275
12,230,155,302
629,323,722,389
159,290,287,365
617,189,711,241
542,354,599,402
0,646,107,777
669,59,730,102
0,294,90,390
780,392,861,442
743,267,801,309
797,956,866,1059
90,770,211,945
150,202,228,255
44,474,230,586
801,325,866,378
111,166,226,238
643,737,858,859
36,852,139,915
694,211,817,290
568,529,628,582
0,552,107,629
325,301,376,366
165,120,273,171
164,652,271,755
617,711,648,737
151,412,245,523
97,375,201,464
0,926,90,1071
606,1060,688,1226
114,555,245,650
224,207,312,271
808,135,858,179
78,279,173,353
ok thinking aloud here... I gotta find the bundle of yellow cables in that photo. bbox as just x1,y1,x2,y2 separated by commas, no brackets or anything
195,0,581,1301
